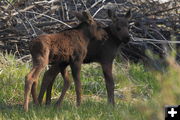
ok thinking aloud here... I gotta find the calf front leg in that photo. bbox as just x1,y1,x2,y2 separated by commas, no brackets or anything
45,79,56,105
101,63,115,105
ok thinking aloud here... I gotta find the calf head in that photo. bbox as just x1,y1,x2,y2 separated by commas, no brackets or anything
108,9,132,44
75,11,107,41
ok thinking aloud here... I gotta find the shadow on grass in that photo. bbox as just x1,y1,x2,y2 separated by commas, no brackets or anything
0,98,140,120
0,99,107,119
0,100,68,119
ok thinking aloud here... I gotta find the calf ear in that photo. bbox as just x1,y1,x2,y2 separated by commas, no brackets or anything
125,9,132,20
82,11,91,19
107,9,117,22
82,11,94,24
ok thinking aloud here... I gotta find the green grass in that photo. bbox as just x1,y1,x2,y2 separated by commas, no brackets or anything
0,52,180,120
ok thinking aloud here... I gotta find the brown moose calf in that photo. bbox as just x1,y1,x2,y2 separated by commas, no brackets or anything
38,9,132,107
23,11,106,112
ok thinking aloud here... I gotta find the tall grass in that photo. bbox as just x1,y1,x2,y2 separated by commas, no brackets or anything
0,52,180,120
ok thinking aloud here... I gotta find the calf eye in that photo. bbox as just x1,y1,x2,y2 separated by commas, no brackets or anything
117,27,121,31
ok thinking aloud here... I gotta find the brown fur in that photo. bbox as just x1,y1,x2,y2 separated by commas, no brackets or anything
38,10,132,106
23,11,107,112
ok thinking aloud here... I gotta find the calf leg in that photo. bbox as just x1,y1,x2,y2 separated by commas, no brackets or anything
38,65,60,105
24,68,36,112
46,65,70,105
45,78,56,105
70,62,82,106
55,65,71,107
24,50,49,112
31,80,38,104
101,63,115,105
24,64,47,112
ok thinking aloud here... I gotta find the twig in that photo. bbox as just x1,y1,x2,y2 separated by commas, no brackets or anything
90,0,103,9
146,6,180,16
133,37,180,44
61,0,65,20
148,28,174,50
12,5,35,16
72,0,78,11
24,11,72,28
33,0,59,4
16,54,31,62
64,3,69,20
80,0,88,10
93,5,104,18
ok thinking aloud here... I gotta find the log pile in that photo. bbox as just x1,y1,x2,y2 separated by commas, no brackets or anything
0,0,179,64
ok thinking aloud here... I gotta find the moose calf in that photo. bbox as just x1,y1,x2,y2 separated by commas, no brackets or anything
38,9,132,106
23,11,106,112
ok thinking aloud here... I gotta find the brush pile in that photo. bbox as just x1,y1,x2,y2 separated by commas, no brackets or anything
0,0,179,64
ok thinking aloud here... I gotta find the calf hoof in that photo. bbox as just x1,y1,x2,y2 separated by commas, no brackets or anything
76,102,81,107
34,100,39,105
46,101,51,105
38,98,43,105
24,104,28,112
54,101,62,108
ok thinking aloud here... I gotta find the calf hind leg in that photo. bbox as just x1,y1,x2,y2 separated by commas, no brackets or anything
24,64,47,111
24,68,36,112
24,52,49,111
31,81,38,104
